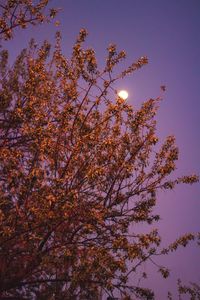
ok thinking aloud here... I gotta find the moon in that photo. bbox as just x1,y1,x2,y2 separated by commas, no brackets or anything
118,90,129,100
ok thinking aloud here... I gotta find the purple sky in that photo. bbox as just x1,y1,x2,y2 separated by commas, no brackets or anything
5,0,200,298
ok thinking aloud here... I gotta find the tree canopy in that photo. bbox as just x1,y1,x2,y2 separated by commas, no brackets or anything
0,0,57,40
0,3,199,299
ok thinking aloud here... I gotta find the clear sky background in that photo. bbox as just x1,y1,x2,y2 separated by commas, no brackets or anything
4,0,200,298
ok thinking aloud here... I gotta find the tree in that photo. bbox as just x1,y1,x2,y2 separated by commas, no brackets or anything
0,0,57,41
177,280,200,300
0,5,198,299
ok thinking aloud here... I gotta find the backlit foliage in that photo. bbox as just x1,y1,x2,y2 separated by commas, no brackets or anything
0,9,198,299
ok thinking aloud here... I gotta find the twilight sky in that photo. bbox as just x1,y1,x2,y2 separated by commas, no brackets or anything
5,0,200,298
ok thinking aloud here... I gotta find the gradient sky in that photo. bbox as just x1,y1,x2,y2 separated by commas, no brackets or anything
5,0,200,298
